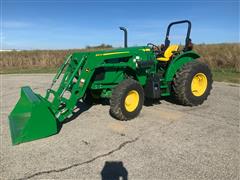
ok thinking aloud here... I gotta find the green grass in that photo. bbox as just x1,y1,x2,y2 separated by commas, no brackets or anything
212,69,240,84
1,67,239,84
1,43,239,83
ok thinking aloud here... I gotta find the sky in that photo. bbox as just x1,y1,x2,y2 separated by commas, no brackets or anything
1,0,239,50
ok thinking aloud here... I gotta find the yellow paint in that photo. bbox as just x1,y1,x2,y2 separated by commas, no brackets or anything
124,90,139,112
191,73,208,96
157,44,179,61
157,57,169,61
96,51,129,56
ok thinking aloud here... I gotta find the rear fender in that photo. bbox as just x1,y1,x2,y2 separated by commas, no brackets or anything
164,51,200,82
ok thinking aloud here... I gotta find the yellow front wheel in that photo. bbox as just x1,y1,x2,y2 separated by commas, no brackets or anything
110,79,144,120
124,90,140,112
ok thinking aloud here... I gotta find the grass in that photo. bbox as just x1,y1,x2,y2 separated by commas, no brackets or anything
1,43,240,83
212,69,240,84
1,67,239,84
194,43,240,72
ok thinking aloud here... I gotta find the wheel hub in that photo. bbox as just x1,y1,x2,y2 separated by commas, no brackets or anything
124,90,139,112
191,73,208,96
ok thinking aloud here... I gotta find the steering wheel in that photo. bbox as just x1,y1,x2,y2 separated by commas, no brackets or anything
147,43,160,53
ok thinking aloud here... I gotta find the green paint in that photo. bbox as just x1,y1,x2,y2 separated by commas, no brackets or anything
8,46,200,145
164,51,200,82
9,87,59,145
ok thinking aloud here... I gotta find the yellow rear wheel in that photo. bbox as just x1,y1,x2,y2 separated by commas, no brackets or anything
173,61,212,106
124,90,140,112
191,73,208,96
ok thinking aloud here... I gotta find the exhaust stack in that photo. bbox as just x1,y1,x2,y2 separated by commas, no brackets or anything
119,27,128,48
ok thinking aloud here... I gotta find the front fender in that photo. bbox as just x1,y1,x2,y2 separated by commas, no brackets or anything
164,51,200,82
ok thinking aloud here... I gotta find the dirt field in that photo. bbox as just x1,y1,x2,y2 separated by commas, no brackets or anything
0,74,239,180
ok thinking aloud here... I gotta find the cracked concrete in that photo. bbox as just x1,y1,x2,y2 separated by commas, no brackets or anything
0,74,239,180
17,137,139,180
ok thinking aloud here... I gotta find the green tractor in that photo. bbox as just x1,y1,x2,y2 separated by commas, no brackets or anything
9,20,212,145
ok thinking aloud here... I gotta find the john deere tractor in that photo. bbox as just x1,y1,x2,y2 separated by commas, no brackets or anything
9,20,212,145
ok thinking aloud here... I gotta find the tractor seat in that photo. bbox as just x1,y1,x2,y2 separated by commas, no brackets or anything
157,44,179,61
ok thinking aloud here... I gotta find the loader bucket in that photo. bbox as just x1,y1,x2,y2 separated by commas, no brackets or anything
8,86,59,145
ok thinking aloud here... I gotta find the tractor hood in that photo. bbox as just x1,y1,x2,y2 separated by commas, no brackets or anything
73,46,152,56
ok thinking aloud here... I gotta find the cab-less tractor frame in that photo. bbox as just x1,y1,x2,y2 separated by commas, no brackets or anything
9,20,212,145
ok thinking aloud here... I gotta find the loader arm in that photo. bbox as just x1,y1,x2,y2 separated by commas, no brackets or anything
8,46,156,145
45,53,98,122
45,50,138,122
8,52,105,144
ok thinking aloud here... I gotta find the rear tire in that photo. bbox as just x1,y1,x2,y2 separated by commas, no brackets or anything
110,79,144,120
172,60,212,106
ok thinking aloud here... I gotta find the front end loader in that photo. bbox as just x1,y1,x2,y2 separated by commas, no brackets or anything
9,20,212,145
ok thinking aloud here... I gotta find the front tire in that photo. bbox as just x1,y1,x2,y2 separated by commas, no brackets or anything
172,61,212,106
110,79,144,120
